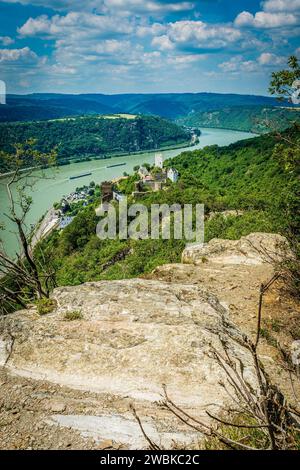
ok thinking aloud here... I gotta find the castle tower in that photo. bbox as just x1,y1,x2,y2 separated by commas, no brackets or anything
155,152,164,169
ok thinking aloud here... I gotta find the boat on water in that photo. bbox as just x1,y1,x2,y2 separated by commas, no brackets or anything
106,162,126,169
69,172,92,180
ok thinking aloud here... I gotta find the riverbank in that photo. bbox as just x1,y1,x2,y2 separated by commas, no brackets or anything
30,208,60,250
0,139,193,179
0,128,257,256
179,124,262,135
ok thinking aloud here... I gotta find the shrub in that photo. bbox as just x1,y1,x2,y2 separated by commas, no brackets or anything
36,298,57,315
64,310,83,321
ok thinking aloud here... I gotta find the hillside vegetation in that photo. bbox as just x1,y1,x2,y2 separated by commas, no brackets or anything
1,92,282,122
36,126,299,286
0,115,190,172
177,106,300,133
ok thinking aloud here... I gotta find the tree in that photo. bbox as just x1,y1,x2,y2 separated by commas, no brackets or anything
269,56,300,102
269,56,300,297
0,140,57,314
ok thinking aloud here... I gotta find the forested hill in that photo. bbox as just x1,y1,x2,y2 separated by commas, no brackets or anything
1,92,283,122
0,114,190,168
36,126,300,286
177,106,300,133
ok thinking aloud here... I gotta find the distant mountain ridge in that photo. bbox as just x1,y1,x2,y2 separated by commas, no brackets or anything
1,92,284,122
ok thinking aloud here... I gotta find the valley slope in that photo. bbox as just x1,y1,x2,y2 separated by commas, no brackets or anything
177,105,300,133
1,92,283,122
0,114,190,172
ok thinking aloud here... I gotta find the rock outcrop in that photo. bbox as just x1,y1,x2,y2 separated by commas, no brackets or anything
0,279,257,448
182,232,291,266
1,232,293,449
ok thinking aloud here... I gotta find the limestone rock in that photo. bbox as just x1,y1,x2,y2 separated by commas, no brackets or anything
47,401,66,413
182,232,292,266
1,279,256,416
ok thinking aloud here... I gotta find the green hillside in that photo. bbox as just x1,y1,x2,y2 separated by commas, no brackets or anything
0,115,190,172
37,126,299,286
1,92,282,122
177,106,300,133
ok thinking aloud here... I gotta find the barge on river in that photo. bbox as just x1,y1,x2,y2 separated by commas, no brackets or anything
69,172,92,180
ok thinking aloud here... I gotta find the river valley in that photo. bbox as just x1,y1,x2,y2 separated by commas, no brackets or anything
0,128,257,255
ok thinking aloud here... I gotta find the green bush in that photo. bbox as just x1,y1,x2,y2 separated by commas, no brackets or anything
36,298,57,316
64,310,83,321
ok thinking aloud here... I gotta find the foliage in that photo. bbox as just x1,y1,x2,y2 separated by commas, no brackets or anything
268,57,300,298
0,115,190,172
64,310,83,321
37,128,299,288
204,211,279,242
269,56,300,100
36,298,57,316
201,414,270,450
117,173,140,196
0,92,281,122
0,142,57,314
177,105,299,133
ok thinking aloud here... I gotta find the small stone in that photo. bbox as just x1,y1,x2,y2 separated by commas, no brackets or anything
98,439,113,450
49,401,66,413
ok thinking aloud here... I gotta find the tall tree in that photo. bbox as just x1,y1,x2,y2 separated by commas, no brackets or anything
269,57,300,296
0,140,57,313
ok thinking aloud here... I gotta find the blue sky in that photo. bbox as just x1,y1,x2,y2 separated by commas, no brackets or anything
0,0,299,95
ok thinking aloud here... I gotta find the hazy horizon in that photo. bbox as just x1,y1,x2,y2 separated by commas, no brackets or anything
7,90,274,97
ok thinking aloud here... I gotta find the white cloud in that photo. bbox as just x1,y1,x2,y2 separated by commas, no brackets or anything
50,64,77,74
18,12,133,38
0,47,38,63
258,52,286,65
3,0,194,14
136,23,167,37
151,20,242,52
104,0,194,14
0,36,14,46
262,0,300,13
219,52,288,74
152,34,174,50
169,21,241,45
219,56,258,73
235,10,298,28
166,53,203,67
234,11,255,27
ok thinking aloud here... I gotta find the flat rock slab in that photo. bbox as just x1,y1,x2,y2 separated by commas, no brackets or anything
182,232,291,266
0,279,255,419
45,413,197,450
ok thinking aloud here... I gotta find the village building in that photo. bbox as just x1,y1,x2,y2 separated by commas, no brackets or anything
59,216,74,229
101,181,114,203
138,166,150,180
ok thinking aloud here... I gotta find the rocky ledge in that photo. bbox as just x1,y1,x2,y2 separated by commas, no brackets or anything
0,232,293,449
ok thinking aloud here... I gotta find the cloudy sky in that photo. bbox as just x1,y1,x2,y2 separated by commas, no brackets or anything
0,0,299,95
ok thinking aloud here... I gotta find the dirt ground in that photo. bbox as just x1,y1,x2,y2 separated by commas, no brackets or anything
148,262,300,400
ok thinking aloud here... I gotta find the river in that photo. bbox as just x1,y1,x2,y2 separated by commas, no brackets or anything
0,128,256,255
